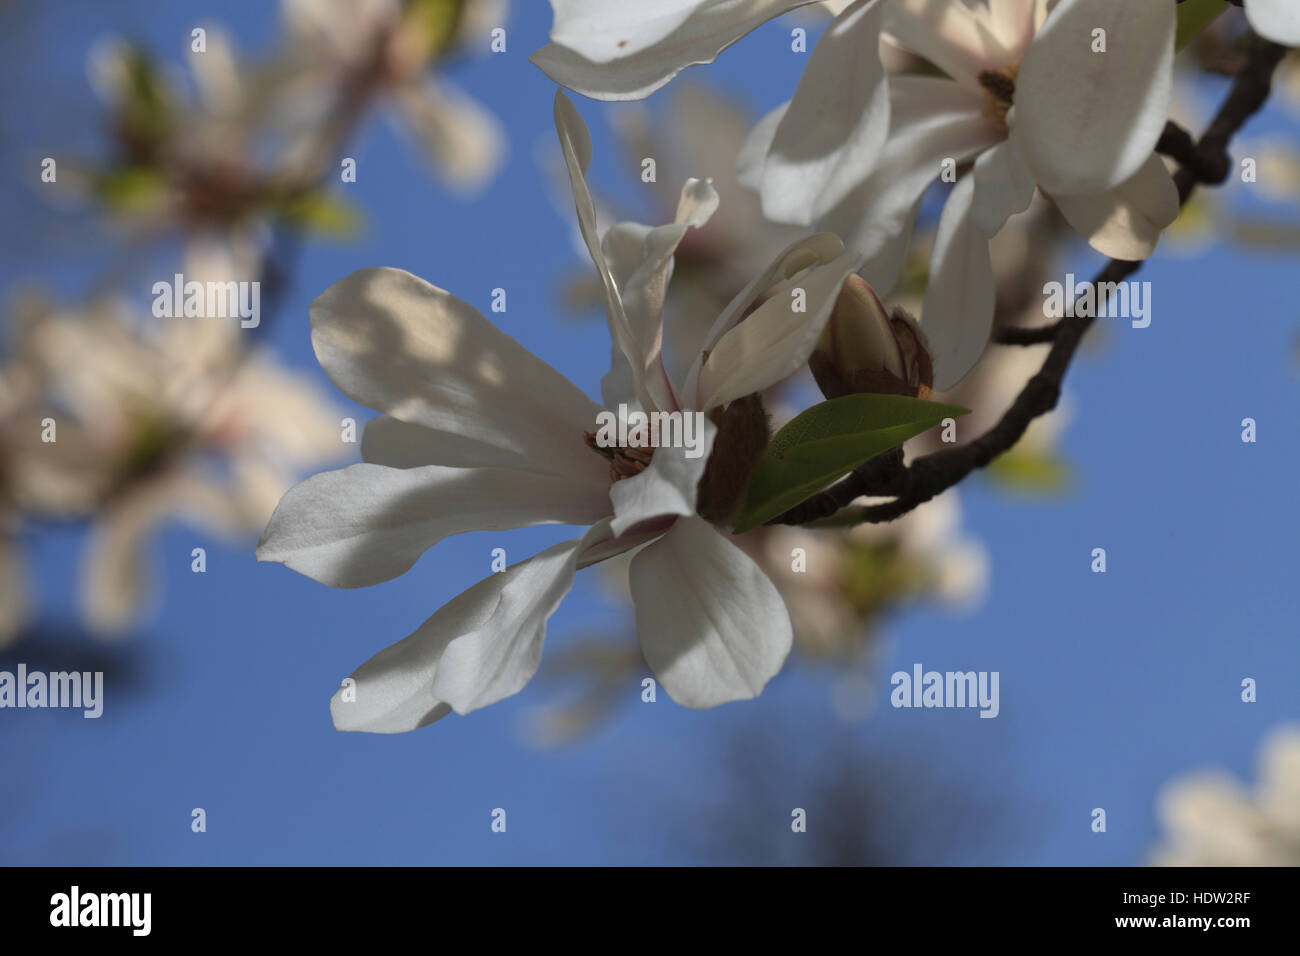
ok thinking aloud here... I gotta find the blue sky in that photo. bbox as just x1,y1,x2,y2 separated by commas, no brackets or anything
0,1,1296,865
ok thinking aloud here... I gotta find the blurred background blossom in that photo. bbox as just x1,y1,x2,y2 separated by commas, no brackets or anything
1154,725,1300,866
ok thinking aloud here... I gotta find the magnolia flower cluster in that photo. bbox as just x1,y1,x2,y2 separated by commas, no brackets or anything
68,0,508,287
257,0,1294,734
258,92,868,732
0,296,342,646
533,0,1207,388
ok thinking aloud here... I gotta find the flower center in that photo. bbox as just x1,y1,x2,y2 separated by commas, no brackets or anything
584,430,654,482
978,66,1018,129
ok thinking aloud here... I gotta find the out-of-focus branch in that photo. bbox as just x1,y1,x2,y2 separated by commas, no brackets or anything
776,35,1287,527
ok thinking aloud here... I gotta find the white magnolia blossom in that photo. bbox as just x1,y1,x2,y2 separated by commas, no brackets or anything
533,1,1181,390
274,0,506,192
258,92,864,733
1246,0,1300,46
23,297,343,635
1154,725,1300,866
532,0,827,100
84,29,277,280
741,0,1180,389
602,84,811,330
533,0,891,243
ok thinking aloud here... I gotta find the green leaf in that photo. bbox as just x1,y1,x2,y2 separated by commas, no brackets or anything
96,166,170,213
1175,0,1229,51
404,0,468,61
733,394,969,533
986,446,1073,496
279,191,363,239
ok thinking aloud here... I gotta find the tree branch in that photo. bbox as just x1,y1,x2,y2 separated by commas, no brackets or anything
774,35,1287,527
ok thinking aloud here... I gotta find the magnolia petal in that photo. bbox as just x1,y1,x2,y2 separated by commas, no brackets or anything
554,92,666,411
393,79,505,195
82,484,172,635
684,232,846,401
696,249,864,410
922,175,995,391
82,526,150,636
598,178,719,408
758,0,890,225
360,416,536,471
971,137,1037,236
819,75,999,291
81,473,246,637
884,0,1013,92
0,536,27,649
1247,0,1300,45
737,102,786,192
310,266,605,483
531,0,816,101
330,520,616,733
609,419,717,536
282,0,392,58
631,515,792,708
1014,0,1175,197
987,0,1040,60
1052,152,1179,261
257,463,610,589
189,26,242,115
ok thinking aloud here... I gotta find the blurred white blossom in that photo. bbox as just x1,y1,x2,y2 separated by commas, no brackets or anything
1154,725,1300,866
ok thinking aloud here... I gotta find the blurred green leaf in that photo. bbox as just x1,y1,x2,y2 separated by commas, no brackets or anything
279,191,363,239
1175,0,1229,51
986,446,1073,496
734,394,968,533
119,48,172,151
96,166,170,213
405,0,468,60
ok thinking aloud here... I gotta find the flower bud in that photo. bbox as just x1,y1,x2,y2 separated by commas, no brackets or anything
810,275,933,400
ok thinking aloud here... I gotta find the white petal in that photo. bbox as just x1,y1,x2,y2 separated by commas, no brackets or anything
696,249,864,410
987,0,1040,61
531,0,815,101
631,515,792,708
684,232,845,400
393,79,505,195
819,75,1000,290
0,535,27,648
310,266,605,483
283,0,390,57
189,25,243,115
330,520,617,733
1247,0,1300,45
884,0,1012,92
597,178,719,408
922,175,995,390
82,473,244,636
1051,152,1179,260
1014,0,1175,196
360,416,535,471
610,419,717,536
757,0,890,225
737,102,786,191
971,137,1037,236
554,92,667,411
257,463,610,589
